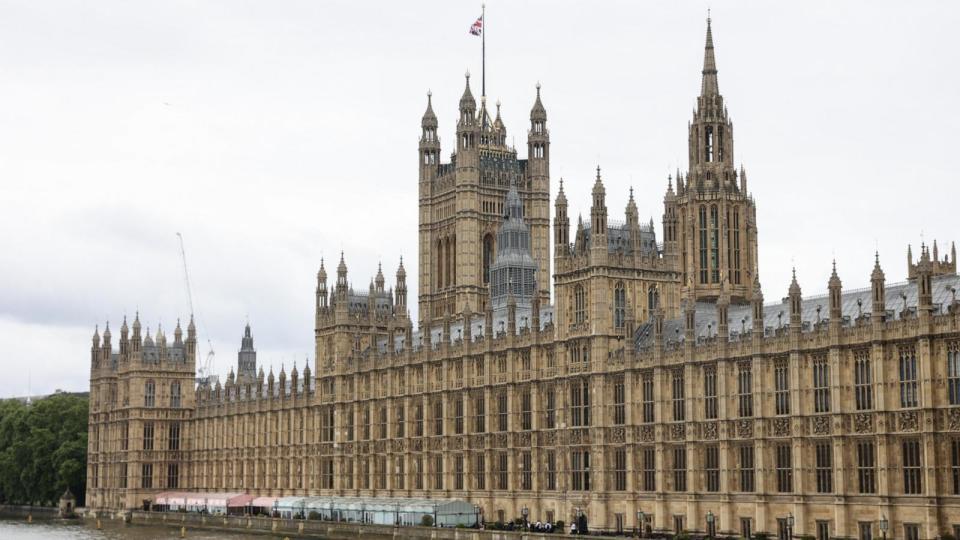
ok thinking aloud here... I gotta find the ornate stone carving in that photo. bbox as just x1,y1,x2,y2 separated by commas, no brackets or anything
640,425,655,442
812,415,831,435
736,419,753,438
702,422,718,440
772,418,790,437
948,408,960,431
391,439,405,452
540,431,556,446
609,427,626,443
853,413,873,434
448,437,462,450
516,432,531,446
412,438,423,451
670,423,685,441
494,433,508,448
899,410,919,432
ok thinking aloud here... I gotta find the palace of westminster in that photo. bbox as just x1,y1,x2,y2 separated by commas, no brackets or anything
87,17,960,540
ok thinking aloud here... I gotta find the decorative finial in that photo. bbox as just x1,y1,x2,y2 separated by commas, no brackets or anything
465,70,470,80
427,89,432,98
536,81,541,91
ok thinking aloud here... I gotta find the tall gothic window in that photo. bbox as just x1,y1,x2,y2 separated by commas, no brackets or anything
705,126,714,162
732,209,741,284
570,379,591,427
703,365,718,420
698,207,708,284
774,359,790,415
613,376,625,425
854,351,873,410
857,441,876,494
671,369,685,422
436,239,443,289
776,444,793,493
900,346,919,408
614,282,626,330
642,372,655,423
815,441,833,493
144,380,155,407
574,285,587,324
648,285,659,312
709,205,720,283
813,356,831,413
902,438,922,494
170,382,181,408
482,234,494,285
948,342,960,405
737,361,754,418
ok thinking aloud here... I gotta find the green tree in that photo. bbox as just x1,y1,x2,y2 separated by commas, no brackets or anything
0,393,88,506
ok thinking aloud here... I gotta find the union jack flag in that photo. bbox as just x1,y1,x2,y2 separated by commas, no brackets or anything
469,14,483,36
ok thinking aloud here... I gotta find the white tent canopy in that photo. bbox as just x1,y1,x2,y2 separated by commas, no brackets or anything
274,495,477,527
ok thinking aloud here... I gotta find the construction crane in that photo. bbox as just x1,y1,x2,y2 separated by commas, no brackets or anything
177,232,216,387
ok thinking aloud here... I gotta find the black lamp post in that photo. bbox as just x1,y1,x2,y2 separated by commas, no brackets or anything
787,512,794,540
521,506,529,529
707,511,715,538
880,515,889,540
638,510,646,538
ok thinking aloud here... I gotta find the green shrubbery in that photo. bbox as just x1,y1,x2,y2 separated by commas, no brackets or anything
0,393,88,506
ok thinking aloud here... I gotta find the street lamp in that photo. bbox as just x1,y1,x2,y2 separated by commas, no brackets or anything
706,511,715,538
880,515,889,540
521,506,529,529
637,510,646,538
787,512,794,540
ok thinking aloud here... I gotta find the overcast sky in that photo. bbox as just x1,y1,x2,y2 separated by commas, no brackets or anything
1,1,957,397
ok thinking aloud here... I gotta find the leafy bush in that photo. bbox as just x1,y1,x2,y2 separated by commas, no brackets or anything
420,515,434,527
308,511,321,520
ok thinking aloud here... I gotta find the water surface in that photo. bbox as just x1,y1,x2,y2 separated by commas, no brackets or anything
0,518,282,539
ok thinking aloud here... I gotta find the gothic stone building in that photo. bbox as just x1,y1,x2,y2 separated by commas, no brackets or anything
87,18,960,540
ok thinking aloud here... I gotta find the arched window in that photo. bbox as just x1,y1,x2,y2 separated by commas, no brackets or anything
648,285,659,312
144,380,155,407
705,126,714,162
170,382,181,408
482,234,494,285
614,282,626,330
574,285,586,324
451,235,456,286
698,206,708,284
436,239,444,289
710,205,720,283
732,209,741,284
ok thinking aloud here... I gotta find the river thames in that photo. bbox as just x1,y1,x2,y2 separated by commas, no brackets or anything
0,518,279,539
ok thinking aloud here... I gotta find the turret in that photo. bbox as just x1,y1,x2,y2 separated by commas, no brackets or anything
102,322,111,352
751,276,764,333
336,252,348,299
527,82,549,188
788,268,803,328
132,312,142,351
871,252,886,321
375,262,385,293
626,187,642,254
119,316,129,354
173,319,182,346
590,166,607,240
395,257,407,309
238,322,257,382
828,261,842,323
917,245,933,310
91,325,101,368
554,179,569,254
317,258,328,309
456,73,479,169
186,316,196,358
419,91,440,184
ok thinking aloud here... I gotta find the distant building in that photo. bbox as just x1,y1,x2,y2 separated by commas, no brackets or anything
86,16,960,540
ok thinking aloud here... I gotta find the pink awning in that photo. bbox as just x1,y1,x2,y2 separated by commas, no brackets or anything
226,494,255,508
251,496,277,507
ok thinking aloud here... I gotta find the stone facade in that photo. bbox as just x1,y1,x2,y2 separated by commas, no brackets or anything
86,16,960,540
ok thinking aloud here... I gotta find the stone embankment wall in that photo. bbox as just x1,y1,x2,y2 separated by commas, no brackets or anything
0,505,59,519
129,511,601,540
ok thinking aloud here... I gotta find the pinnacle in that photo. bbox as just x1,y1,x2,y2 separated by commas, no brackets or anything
701,15,720,97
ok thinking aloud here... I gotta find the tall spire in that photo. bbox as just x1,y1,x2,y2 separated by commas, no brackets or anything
701,14,719,96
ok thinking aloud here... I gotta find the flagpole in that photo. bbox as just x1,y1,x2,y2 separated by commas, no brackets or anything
481,3,486,97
